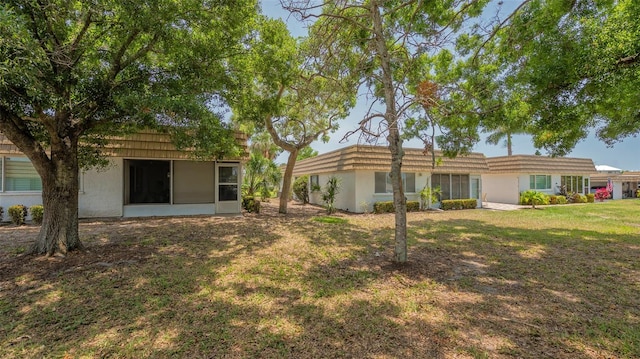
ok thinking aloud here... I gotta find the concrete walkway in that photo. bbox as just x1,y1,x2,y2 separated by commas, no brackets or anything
482,202,526,211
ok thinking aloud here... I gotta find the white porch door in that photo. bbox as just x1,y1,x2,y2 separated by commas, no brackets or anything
216,163,240,214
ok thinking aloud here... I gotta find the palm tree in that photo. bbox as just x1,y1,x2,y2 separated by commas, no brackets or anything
249,131,282,161
243,152,282,200
485,126,526,156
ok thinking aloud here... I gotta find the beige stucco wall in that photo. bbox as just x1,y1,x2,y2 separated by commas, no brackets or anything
79,158,124,218
308,172,357,212
310,170,429,213
482,174,521,204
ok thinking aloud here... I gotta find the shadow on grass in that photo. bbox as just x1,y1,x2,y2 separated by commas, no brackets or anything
397,216,640,357
1,204,639,358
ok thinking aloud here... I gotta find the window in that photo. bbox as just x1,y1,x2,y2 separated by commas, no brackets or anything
374,172,416,193
310,175,319,189
560,175,584,193
529,175,551,190
4,157,42,191
126,160,170,204
218,165,239,201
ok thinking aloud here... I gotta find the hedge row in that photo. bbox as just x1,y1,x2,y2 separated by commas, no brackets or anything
521,192,594,206
0,204,43,225
441,199,477,210
373,201,420,214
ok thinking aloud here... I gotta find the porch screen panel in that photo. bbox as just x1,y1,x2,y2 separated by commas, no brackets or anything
431,174,442,200
435,174,451,200
460,175,470,199
173,161,215,204
451,175,461,199
127,160,170,204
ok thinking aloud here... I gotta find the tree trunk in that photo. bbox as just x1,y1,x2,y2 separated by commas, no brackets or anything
371,0,407,263
507,133,513,156
278,149,298,214
30,138,82,256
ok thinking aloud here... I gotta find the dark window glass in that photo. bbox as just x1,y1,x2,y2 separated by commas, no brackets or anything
129,160,170,204
219,185,238,201
219,166,238,183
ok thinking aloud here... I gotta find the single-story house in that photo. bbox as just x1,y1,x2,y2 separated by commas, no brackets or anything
481,155,597,204
0,130,246,220
291,145,490,213
590,171,640,199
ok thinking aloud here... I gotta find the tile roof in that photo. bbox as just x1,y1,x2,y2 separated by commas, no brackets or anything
486,155,597,174
0,130,247,160
292,145,489,175
591,172,640,182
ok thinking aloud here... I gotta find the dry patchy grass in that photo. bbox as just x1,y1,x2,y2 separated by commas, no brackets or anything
1,200,639,358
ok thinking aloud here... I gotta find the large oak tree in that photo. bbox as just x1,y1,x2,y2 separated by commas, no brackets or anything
0,0,258,255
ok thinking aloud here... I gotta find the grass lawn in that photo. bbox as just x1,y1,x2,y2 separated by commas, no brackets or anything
1,200,639,358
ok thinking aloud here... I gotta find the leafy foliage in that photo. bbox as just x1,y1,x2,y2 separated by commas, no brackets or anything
292,175,309,204
321,176,341,215
29,205,44,225
595,188,611,201
296,146,318,161
242,152,281,200
419,185,442,209
520,190,548,209
475,0,640,155
7,205,27,226
241,196,261,213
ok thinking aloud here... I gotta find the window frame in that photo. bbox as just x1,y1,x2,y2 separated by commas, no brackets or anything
529,174,552,190
374,172,416,194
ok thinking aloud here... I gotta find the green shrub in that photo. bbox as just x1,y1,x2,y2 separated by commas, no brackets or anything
419,185,441,209
441,199,477,210
566,192,587,204
30,205,44,225
241,196,261,213
548,195,558,205
292,175,309,204
8,204,28,225
407,201,420,212
373,201,421,214
586,193,595,203
374,201,394,214
556,196,568,204
637,189,640,198
519,190,548,208
321,176,341,214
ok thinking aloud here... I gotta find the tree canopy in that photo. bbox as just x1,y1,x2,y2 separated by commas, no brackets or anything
473,0,640,156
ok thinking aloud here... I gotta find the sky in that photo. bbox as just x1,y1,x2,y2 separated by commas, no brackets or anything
260,0,640,171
